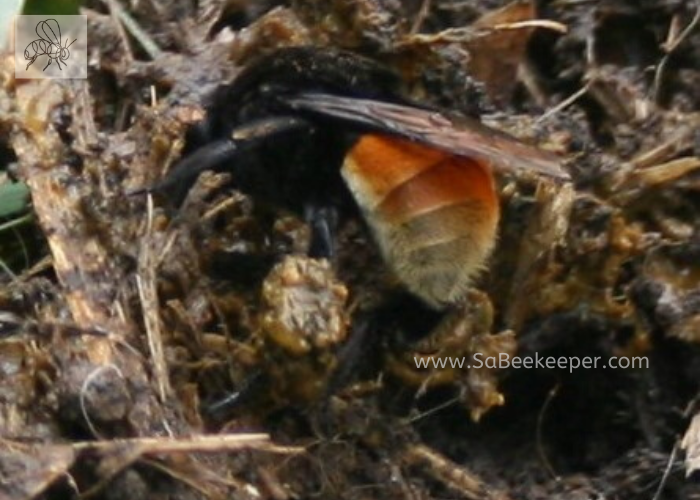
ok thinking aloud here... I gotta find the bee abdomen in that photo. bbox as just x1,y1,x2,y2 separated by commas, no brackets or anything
342,134,499,308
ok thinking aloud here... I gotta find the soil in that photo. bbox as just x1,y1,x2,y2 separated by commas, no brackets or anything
1,1,700,499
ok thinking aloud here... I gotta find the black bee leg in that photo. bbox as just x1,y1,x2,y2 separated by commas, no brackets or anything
183,119,215,151
139,116,312,204
305,204,339,259
151,139,240,204
315,311,381,435
323,291,443,400
324,310,381,397
316,291,443,434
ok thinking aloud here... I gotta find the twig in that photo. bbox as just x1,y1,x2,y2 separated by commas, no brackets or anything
536,82,591,123
104,0,163,60
403,444,512,500
410,0,431,35
651,442,679,500
105,0,134,62
652,0,700,103
536,384,561,481
71,433,303,454
80,365,125,440
492,20,568,34
137,194,171,402
0,212,33,232
0,257,16,281
404,396,460,424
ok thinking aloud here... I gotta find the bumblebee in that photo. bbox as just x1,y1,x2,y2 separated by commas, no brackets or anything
150,46,568,409
157,46,566,305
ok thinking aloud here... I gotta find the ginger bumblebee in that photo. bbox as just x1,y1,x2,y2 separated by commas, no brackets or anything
155,46,567,312
145,46,570,414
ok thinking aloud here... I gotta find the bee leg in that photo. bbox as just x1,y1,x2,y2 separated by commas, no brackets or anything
314,311,381,435
322,292,443,402
305,204,339,259
316,292,444,434
148,138,240,204
324,310,381,399
138,116,312,204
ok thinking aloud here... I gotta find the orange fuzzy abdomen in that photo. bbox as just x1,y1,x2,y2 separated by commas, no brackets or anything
342,134,500,308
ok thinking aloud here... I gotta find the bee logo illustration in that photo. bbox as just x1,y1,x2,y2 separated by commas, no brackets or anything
24,19,77,72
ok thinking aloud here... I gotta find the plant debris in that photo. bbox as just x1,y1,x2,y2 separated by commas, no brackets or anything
1,0,700,499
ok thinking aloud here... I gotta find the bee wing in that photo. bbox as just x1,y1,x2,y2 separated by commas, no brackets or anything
286,93,569,182
36,19,61,45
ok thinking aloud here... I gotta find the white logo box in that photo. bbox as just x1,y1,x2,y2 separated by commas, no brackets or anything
14,15,87,79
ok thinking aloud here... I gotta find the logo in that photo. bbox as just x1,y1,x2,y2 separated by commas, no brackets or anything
24,19,77,72
14,15,87,79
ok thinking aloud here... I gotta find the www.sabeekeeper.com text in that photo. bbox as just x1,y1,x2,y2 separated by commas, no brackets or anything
414,353,648,374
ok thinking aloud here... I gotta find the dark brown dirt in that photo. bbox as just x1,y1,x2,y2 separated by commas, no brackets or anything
1,1,700,499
